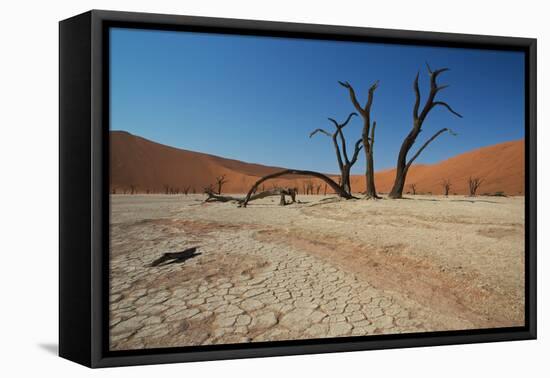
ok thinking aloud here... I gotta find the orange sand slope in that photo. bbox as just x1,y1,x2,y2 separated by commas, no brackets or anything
110,131,524,195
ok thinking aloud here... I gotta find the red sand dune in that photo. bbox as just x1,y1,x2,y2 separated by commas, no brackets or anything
110,131,524,196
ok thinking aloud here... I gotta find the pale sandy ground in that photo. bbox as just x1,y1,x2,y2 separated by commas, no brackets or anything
109,194,525,350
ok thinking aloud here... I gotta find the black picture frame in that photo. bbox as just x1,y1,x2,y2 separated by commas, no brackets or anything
59,9,537,368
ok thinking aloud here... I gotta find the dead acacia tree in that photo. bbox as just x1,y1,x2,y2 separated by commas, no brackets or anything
388,64,462,199
308,181,314,195
215,175,228,194
468,177,483,196
303,180,315,195
242,169,353,207
441,179,452,196
183,186,191,195
309,112,362,195
339,80,380,198
409,183,417,195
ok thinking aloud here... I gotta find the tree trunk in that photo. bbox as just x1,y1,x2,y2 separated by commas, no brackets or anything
365,144,377,198
341,166,351,194
389,132,416,199
338,81,380,199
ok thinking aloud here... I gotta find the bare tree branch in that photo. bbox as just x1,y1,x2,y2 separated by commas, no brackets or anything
329,112,357,164
431,101,463,118
406,128,451,169
370,120,377,146
338,81,365,116
340,112,358,128
350,138,363,166
413,71,421,119
309,128,331,138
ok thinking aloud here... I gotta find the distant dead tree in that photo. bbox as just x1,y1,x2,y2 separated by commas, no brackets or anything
129,185,136,195
388,64,462,199
441,179,452,196
164,184,170,195
339,80,380,198
146,188,150,194
303,180,314,195
316,183,322,195
409,183,417,195
215,175,228,194
324,183,328,196
111,188,116,194
308,181,315,195
468,176,484,196
192,187,196,194
204,183,214,194
309,112,362,195
183,186,191,195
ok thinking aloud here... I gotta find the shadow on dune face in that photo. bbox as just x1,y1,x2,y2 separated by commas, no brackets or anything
149,247,201,267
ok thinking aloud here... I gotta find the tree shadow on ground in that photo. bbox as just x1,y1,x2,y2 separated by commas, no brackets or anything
149,247,201,267
449,199,501,204
399,196,501,204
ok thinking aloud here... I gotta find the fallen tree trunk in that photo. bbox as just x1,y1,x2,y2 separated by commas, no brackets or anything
204,191,241,203
242,169,353,208
204,188,297,206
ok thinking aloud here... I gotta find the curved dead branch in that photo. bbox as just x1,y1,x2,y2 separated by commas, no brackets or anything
431,101,463,118
309,128,332,138
242,169,353,207
406,128,451,169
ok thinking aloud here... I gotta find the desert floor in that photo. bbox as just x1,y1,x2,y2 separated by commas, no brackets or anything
109,194,525,350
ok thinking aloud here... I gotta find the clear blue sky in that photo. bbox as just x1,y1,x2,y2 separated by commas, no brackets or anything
110,27,525,174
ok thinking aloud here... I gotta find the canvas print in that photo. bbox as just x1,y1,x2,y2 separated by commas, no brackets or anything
108,28,525,351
